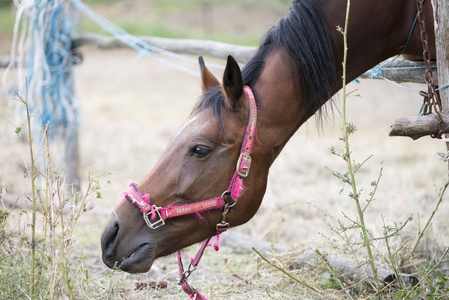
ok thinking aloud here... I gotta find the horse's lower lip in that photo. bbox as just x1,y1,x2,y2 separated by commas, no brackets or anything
119,243,154,273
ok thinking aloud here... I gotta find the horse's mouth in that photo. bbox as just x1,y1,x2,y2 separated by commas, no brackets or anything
104,243,155,274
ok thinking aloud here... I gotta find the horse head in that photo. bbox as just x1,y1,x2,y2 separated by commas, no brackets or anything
101,56,271,273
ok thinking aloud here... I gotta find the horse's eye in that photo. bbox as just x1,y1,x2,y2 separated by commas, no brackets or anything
189,145,211,158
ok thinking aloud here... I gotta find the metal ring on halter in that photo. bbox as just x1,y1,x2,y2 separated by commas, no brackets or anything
221,190,238,206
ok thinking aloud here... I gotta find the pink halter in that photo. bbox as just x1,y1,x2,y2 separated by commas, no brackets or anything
122,86,257,299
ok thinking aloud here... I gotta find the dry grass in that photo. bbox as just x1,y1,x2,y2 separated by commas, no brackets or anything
1,32,449,300
1,48,448,298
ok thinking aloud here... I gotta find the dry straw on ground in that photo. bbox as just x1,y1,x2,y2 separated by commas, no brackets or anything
1,48,449,299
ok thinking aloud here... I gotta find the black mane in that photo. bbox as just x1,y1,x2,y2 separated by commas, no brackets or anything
196,0,336,122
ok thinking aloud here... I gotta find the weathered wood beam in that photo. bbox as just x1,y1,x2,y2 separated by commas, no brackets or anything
389,114,449,140
73,33,257,63
74,34,437,84
431,0,449,112
2,33,439,86
431,0,449,173
359,59,438,85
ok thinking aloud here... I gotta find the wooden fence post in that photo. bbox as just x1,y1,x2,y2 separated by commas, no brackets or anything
431,0,449,176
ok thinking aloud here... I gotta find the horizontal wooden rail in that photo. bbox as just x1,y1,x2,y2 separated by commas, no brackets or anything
73,33,256,63
2,33,438,86
359,59,438,84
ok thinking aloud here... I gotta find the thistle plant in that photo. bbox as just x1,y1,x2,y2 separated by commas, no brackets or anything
329,0,379,287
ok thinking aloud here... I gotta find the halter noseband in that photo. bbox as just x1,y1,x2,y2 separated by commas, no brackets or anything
122,86,257,300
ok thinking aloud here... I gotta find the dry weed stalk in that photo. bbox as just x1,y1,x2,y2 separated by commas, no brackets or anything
333,0,379,287
0,93,100,299
17,93,39,299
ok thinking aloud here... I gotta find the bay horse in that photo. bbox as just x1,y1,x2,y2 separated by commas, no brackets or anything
101,0,436,278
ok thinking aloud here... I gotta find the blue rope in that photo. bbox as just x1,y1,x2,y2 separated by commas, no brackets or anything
71,0,225,77
25,0,79,135
418,103,424,116
398,0,425,55
437,84,449,91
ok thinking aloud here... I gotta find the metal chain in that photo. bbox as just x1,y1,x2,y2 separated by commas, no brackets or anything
416,0,445,138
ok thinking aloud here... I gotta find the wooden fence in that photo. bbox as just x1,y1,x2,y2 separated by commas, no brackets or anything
1,32,438,85
1,0,447,182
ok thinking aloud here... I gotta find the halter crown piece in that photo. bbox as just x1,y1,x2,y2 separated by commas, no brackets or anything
122,86,257,300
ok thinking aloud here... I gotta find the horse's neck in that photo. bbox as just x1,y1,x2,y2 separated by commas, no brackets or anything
327,0,420,87
254,0,432,161
253,49,305,161
326,0,435,85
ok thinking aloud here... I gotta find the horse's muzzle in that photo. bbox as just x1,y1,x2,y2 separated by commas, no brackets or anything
101,217,154,273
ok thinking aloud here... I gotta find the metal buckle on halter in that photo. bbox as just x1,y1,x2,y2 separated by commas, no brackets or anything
143,205,165,229
216,221,230,231
216,202,234,231
236,153,252,177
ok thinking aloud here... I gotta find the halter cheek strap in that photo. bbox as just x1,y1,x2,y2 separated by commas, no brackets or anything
122,86,257,300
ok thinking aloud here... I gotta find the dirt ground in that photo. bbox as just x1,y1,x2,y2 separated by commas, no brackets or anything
2,46,449,298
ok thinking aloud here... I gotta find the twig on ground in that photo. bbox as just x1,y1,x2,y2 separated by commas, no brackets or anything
315,249,354,300
403,246,449,299
403,182,449,266
252,247,340,299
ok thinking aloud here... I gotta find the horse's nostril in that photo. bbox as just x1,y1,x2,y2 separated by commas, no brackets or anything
101,219,121,259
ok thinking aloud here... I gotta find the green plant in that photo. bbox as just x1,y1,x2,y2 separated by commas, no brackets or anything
328,0,379,288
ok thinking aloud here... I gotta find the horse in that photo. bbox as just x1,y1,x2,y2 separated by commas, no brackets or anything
101,0,436,278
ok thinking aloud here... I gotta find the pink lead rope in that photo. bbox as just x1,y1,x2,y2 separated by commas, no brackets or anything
122,86,257,299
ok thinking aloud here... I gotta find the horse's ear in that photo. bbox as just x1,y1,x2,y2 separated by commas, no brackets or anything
222,55,244,111
199,56,220,92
